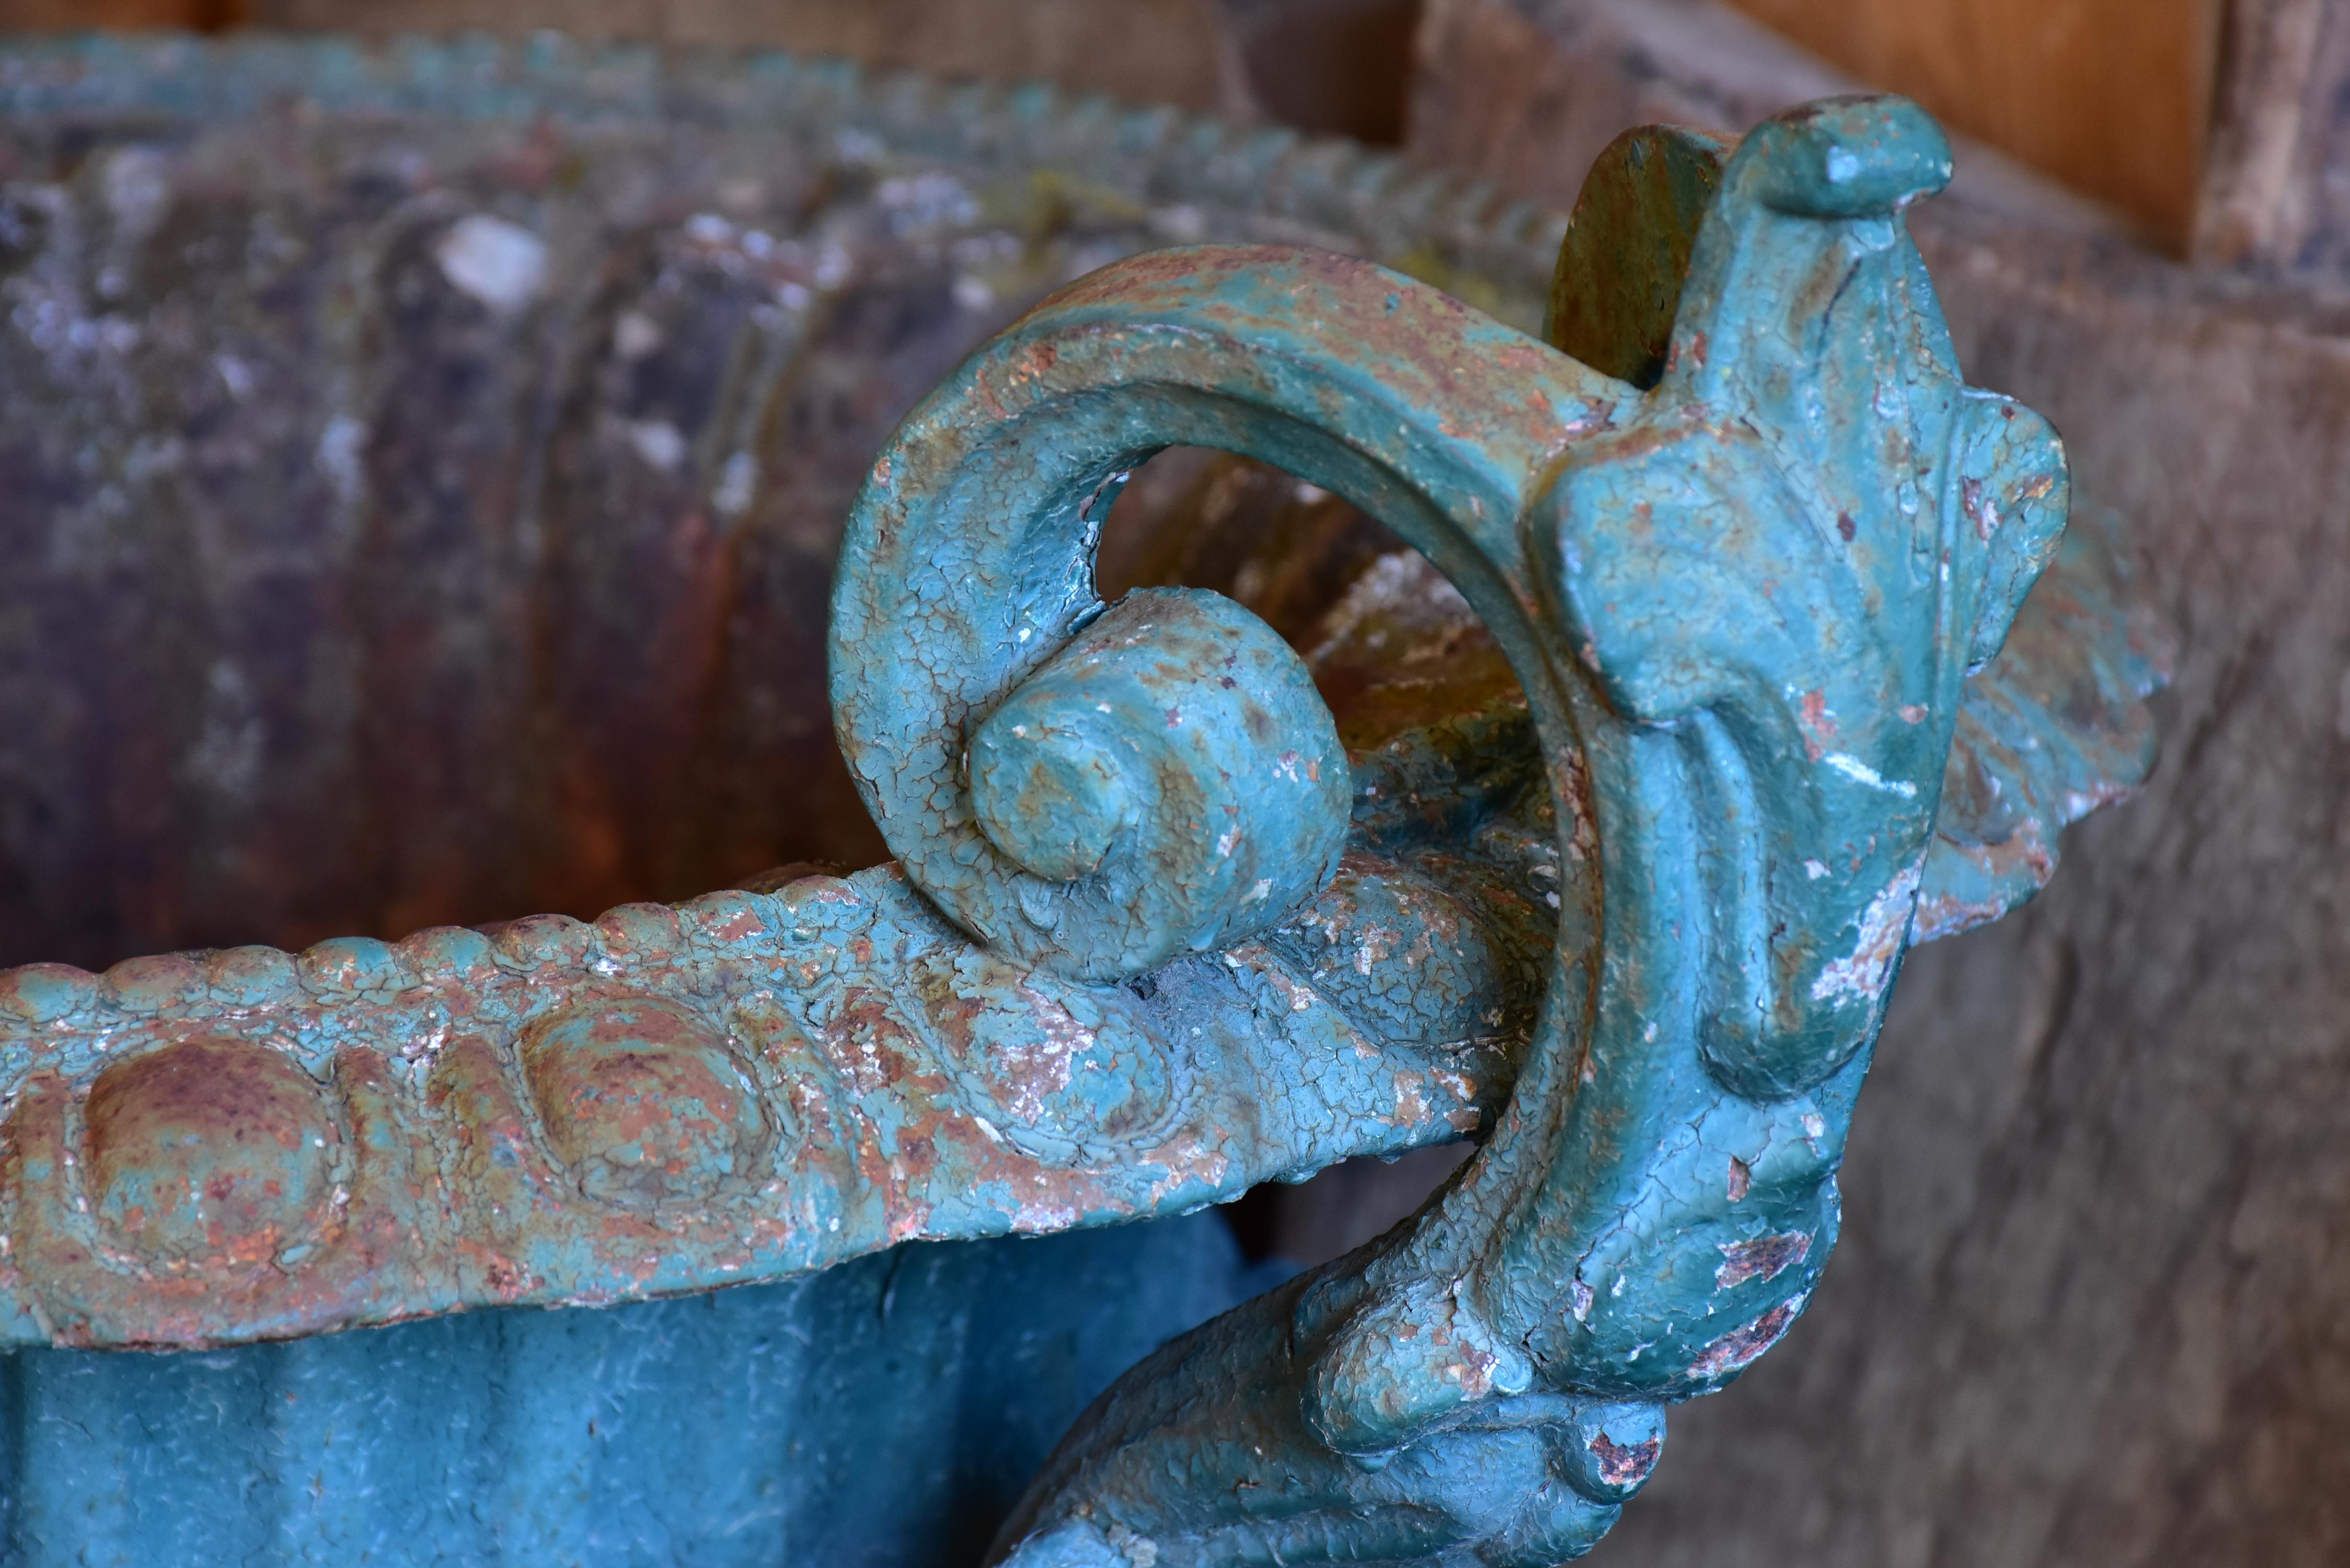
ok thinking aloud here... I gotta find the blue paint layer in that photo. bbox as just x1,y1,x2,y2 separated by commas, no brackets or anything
0,1212,1278,1566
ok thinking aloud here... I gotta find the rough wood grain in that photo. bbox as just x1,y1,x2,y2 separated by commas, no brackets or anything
2193,0,2350,270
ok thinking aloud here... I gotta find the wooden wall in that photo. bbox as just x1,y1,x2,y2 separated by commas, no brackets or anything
1720,0,2224,251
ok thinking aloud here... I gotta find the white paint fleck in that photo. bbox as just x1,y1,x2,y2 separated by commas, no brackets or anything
1804,859,1829,880
188,660,264,800
436,215,547,314
1151,203,1207,243
1392,1070,1429,1126
102,146,170,243
316,414,366,502
628,419,687,471
1823,751,1918,798
614,310,664,359
1811,860,1922,1006
713,451,758,517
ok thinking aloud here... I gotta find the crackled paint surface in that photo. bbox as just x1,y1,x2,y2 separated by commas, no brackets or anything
817,98,2155,1567
0,51,2161,1568
0,853,1533,1348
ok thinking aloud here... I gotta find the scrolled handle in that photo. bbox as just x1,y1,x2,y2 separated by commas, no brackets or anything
828,245,1611,983
964,586,1351,976
961,96,2127,1568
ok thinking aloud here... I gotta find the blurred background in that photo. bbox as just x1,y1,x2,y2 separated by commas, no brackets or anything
4,1,2348,1563
0,0,2241,253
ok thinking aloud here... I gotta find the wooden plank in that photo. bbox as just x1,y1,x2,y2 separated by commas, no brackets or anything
1721,0,2221,251
2194,0,2350,269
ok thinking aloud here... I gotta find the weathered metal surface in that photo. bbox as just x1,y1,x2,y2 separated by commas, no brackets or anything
0,31,1569,1562
799,96,2150,1565
1546,121,1732,389
0,1207,1277,1566
0,31,1560,974
0,36,2162,1568
960,586,1353,976
0,847,1530,1346
1540,116,2170,946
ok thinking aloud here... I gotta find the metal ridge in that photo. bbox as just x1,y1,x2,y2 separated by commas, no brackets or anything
0,29,1566,312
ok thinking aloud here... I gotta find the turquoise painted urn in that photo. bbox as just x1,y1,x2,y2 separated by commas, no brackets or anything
0,34,2160,1566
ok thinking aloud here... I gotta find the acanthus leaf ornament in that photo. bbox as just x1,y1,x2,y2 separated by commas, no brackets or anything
940,96,2152,1566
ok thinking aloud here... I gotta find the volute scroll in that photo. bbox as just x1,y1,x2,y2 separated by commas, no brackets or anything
826,242,1619,986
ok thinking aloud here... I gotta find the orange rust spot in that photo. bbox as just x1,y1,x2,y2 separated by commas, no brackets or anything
1690,1295,1805,1379
1588,1428,1662,1488
520,998,766,1207
84,1040,339,1269
1714,1230,1811,1290
1797,688,1835,759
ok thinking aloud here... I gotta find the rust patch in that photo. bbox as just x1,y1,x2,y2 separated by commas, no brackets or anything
1690,1294,1807,1379
519,997,767,1206
1713,1230,1811,1290
821,986,940,1097
1796,688,1836,758
1588,1428,1662,1489
84,1040,339,1269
